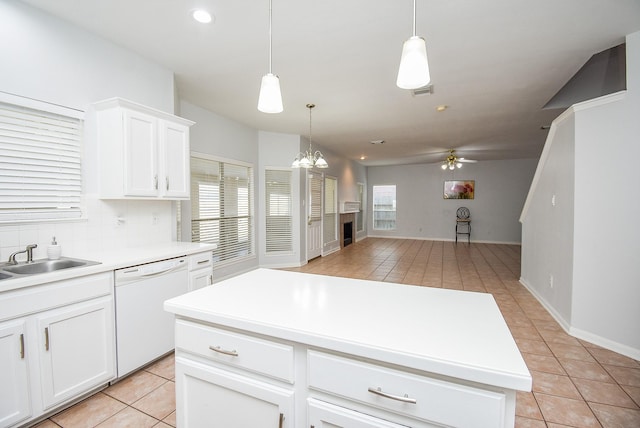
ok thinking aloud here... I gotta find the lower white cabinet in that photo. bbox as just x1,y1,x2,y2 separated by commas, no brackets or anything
188,251,213,291
0,272,115,428
0,320,30,428
37,296,115,409
175,356,294,427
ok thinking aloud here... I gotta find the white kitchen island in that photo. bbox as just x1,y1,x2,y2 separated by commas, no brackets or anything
164,268,531,428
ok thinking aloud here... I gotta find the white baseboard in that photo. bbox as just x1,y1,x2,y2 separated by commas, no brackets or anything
519,277,640,361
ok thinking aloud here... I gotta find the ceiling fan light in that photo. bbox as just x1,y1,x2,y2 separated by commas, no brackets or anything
291,158,300,168
396,36,431,89
258,73,283,113
441,163,447,170
449,163,455,170
456,162,462,168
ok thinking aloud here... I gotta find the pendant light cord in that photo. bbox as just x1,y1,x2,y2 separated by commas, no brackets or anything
268,0,273,73
412,0,417,37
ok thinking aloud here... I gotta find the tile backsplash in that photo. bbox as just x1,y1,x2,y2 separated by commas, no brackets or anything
0,194,174,262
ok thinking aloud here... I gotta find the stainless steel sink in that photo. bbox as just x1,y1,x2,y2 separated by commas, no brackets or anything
1,257,100,276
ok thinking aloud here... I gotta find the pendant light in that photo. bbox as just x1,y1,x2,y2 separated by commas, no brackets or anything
292,104,328,169
258,0,283,113
396,0,431,89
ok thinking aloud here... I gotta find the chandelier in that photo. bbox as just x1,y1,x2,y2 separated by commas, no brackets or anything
292,104,328,169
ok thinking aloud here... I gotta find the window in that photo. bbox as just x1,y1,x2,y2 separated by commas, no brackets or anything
0,93,84,222
373,185,396,230
324,176,337,244
190,154,254,266
265,168,292,253
356,182,365,232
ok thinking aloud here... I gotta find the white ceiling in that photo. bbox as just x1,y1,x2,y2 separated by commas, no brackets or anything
21,0,640,166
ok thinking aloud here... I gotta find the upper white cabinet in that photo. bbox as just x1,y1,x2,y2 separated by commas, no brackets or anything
94,98,194,199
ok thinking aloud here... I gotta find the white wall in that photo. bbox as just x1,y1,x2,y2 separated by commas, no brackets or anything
0,0,177,261
367,159,537,243
521,32,640,359
520,111,576,328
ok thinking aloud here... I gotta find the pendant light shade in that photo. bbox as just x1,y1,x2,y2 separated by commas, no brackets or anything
396,0,431,90
258,0,283,113
258,73,283,113
397,36,430,89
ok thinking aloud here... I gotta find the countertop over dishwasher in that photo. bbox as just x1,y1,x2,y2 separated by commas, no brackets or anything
0,241,215,293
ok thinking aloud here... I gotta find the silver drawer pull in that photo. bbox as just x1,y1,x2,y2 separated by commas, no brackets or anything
367,387,417,404
209,345,238,357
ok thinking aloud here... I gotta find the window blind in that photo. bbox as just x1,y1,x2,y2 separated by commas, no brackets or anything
190,155,254,266
265,169,292,253
0,99,83,221
373,185,396,230
323,176,337,244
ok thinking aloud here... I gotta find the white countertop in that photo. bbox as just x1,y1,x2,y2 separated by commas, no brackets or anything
0,242,215,293
164,268,532,391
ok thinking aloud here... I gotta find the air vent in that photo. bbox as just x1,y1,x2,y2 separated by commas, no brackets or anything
370,140,385,145
411,84,434,96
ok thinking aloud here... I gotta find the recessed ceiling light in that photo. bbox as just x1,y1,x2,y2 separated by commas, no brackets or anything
192,9,213,24
436,105,448,112
360,156,366,160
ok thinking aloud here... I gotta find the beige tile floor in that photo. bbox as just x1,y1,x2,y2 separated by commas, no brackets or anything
35,238,639,427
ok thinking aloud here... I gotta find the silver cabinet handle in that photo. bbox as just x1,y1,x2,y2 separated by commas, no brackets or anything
154,174,158,190
209,345,238,357
367,387,417,404
44,327,50,351
19,333,25,359
279,413,284,428
166,177,169,190
197,259,209,265
208,274,213,285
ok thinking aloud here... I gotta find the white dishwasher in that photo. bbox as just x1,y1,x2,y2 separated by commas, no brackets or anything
115,256,188,378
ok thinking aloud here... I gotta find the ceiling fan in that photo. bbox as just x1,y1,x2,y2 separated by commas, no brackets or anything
441,149,477,170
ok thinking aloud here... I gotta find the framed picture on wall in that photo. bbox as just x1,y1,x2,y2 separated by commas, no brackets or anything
444,180,475,199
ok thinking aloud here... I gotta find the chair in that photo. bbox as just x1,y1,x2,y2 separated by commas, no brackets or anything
455,207,471,244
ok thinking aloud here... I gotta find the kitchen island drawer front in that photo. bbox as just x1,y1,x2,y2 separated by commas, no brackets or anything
308,351,506,427
175,320,294,383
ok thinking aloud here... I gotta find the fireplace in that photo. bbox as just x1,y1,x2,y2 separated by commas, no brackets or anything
343,221,353,247
339,212,356,249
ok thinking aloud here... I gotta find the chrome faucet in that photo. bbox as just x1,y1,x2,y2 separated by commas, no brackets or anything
8,244,38,264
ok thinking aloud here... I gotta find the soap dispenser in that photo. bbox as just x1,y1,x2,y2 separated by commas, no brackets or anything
47,236,61,260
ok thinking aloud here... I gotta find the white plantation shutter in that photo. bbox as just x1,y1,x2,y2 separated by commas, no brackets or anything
356,182,364,232
323,176,337,244
190,154,254,266
0,96,83,221
265,169,292,253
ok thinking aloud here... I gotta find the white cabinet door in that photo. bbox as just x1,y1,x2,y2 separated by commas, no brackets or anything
0,319,31,428
189,268,213,291
36,296,115,409
308,399,412,428
159,120,190,198
123,109,158,197
176,356,294,428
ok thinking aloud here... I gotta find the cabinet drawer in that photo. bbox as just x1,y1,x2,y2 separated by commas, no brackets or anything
175,320,294,383
308,351,506,427
188,252,212,271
